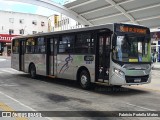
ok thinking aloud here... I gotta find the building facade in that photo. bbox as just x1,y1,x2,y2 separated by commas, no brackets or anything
48,14,84,32
0,10,48,56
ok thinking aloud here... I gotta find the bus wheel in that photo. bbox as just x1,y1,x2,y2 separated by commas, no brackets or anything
79,70,91,89
30,64,36,79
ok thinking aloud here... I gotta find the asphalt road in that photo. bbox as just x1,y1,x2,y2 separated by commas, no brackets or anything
0,56,11,68
0,56,160,120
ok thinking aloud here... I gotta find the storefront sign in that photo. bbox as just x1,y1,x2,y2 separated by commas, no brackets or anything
0,34,18,43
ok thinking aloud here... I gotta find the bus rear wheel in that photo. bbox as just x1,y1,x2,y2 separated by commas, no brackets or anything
30,64,36,79
79,70,91,89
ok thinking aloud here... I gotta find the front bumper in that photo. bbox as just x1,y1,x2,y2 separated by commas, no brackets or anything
110,72,151,86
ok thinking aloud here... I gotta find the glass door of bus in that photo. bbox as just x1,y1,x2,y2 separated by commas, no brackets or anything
19,40,25,71
97,34,111,82
46,38,54,76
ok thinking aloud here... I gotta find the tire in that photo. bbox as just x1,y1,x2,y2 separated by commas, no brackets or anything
30,64,36,79
79,70,91,89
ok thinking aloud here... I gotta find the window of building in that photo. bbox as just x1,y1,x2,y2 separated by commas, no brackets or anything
19,19,24,24
20,29,24,35
75,33,95,54
55,24,57,28
9,29,14,35
61,20,64,26
67,18,69,24
32,20,37,25
58,35,74,53
32,31,37,34
58,21,60,27
41,21,45,26
9,18,14,23
12,39,19,53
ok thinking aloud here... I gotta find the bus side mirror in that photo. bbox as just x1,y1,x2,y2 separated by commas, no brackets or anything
112,34,116,46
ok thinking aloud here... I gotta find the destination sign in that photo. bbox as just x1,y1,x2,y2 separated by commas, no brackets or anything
119,26,147,34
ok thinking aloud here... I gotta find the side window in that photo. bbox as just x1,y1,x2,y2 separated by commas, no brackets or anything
75,33,95,54
12,39,19,54
26,38,36,53
58,35,74,53
35,37,46,53
26,37,46,54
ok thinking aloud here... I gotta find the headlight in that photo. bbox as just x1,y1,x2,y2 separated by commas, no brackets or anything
114,68,125,76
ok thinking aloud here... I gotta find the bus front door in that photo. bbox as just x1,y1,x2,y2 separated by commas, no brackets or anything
19,40,25,71
97,34,111,82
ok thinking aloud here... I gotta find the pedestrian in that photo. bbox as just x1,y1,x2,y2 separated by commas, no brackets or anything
154,51,158,62
151,53,153,62
152,52,155,62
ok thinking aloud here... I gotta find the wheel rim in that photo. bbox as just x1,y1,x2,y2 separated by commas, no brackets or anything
81,75,87,85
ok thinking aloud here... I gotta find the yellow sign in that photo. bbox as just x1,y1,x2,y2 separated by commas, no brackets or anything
129,59,138,62
54,15,59,24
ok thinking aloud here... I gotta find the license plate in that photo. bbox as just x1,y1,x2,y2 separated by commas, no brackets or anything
134,78,141,82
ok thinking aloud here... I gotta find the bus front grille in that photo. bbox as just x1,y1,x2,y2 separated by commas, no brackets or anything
125,75,149,83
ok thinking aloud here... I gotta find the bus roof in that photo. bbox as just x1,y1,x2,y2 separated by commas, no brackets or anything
13,23,149,39
13,23,114,39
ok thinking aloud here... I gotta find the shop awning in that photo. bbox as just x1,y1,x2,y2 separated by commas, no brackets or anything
0,34,19,43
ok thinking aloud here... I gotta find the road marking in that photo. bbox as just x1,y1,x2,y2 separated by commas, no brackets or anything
0,91,53,120
1,69,17,74
125,102,156,111
0,68,22,74
0,102,28,120
126,103,160,120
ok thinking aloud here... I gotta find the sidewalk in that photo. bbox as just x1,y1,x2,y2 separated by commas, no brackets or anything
0,56,11,60
133,62,160,91
152,62,160,70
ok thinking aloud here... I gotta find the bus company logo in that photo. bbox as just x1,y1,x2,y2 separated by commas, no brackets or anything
2,112,11,117
59,54,73,74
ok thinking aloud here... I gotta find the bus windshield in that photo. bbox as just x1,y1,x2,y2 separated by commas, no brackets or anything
113,34,151,63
